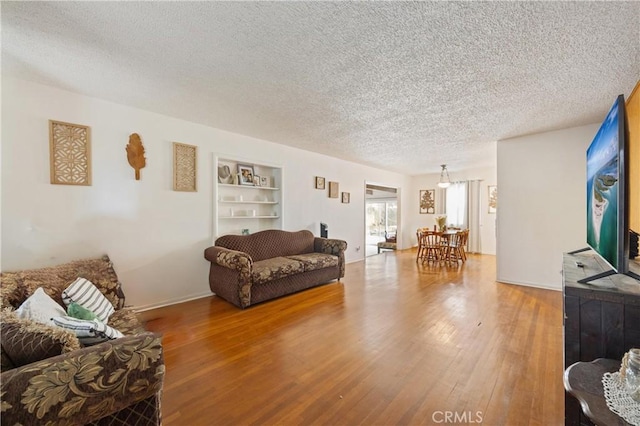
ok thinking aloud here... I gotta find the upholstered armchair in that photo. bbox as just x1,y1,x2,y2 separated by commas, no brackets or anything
0,255,164,425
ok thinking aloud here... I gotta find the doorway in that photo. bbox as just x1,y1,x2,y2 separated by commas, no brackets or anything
365,184,399,257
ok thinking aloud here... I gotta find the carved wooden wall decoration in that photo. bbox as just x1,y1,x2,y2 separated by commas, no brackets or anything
173,142,197,192
126,133,146,180
49,120,92,185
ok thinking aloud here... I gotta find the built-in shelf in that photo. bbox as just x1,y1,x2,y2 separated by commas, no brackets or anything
218,184,280,191
220,216,281,220
218,201,279,205
214,156,283,238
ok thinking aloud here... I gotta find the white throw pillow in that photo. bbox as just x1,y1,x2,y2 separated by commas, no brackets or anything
15,287,67,326
51,316,124,340
62,277,115,323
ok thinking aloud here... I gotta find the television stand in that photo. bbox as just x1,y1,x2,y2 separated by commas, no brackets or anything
568,247,640,284
562,251,640,426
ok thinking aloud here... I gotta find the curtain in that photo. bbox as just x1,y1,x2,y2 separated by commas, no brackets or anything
467,180,482,253
446,180,482,253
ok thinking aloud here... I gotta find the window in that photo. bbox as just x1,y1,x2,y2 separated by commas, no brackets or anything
445,182,467,228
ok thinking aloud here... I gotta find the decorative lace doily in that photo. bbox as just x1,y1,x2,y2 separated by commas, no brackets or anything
602,372,640,426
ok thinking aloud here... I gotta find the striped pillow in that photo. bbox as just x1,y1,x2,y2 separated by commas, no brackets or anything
62,278,115,323
51,316,124,341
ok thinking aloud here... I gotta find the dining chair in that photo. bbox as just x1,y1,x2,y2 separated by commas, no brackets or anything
441,231,464,266
416,229,426,262
422,231,442,264
457,229,469,261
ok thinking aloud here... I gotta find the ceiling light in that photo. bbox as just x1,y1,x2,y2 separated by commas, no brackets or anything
437,164,451,188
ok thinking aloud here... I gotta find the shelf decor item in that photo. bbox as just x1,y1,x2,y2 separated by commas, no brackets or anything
126,133,146,180
173,142,197,192
260,176,269,187
253,175,261,186
238,164,255,186
342,192,350,204
420,189,435,214
315,176,325,189
49,120,91,186
329,181,339,198
218,163,233,184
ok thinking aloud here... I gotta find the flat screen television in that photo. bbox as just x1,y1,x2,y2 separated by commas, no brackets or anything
573,94,640,283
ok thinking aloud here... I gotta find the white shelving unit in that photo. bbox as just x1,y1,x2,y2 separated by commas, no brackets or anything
214,156,283,237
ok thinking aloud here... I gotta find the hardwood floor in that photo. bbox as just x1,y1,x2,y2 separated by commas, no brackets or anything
142,250,564,425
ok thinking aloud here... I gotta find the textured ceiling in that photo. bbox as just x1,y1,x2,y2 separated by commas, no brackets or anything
2,2,639,175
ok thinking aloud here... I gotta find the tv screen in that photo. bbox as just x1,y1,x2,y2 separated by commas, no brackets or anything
586,95,627,273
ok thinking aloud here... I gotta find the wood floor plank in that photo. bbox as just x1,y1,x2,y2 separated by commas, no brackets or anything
141,251,564,425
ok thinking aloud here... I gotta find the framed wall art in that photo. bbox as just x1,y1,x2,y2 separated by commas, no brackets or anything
315,176,325,189
329,181,339,198
49,120,91,185
173,142,197,192
238,164,255,186
419,189,435,214
342,192,350,204
488,185,497,213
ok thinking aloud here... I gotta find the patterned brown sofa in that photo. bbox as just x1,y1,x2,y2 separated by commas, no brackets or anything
0,255,164,426
204,229,347,308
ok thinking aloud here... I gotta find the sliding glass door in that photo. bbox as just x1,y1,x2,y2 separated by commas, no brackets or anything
366,199,397,256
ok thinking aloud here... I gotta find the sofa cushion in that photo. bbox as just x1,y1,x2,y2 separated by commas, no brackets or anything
51,316,125,345
62,277,115,322
216,229,315,262
14,287,67,326
286,253,338,272
252,257,304,285
0,309,80,370
109,307,147,335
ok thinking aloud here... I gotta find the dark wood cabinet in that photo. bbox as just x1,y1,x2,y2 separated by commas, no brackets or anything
562,252,640,426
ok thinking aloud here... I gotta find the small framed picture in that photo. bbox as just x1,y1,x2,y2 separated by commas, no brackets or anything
342,192,350,204
237,164,255,186
329,181,339,198
253,175,261,186
315,176,325,189
260,176,269,187
488,185,497,213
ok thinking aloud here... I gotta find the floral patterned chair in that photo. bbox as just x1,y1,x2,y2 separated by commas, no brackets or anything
0,255,164,425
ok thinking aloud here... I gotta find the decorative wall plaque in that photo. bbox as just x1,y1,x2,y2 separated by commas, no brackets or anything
126,133,146,180
420,189,435,214
173,142,197,192
49,120,91,185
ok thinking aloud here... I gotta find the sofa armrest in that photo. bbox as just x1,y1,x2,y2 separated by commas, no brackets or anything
314,237,348,278
204,247,254,308
1,332,164,425
204,246,253,272
314,237,347,256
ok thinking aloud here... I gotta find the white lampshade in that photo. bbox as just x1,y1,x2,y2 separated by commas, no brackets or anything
438,164,451,188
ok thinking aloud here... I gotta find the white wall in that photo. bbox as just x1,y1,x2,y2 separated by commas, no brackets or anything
496,124,599,290
1,78,411,309
407,164,497,255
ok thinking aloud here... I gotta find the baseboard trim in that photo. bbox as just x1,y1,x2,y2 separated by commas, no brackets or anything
497,279,561,292
134,291,212,312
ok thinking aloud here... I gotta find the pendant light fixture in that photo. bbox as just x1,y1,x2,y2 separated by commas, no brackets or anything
437,164,451,188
